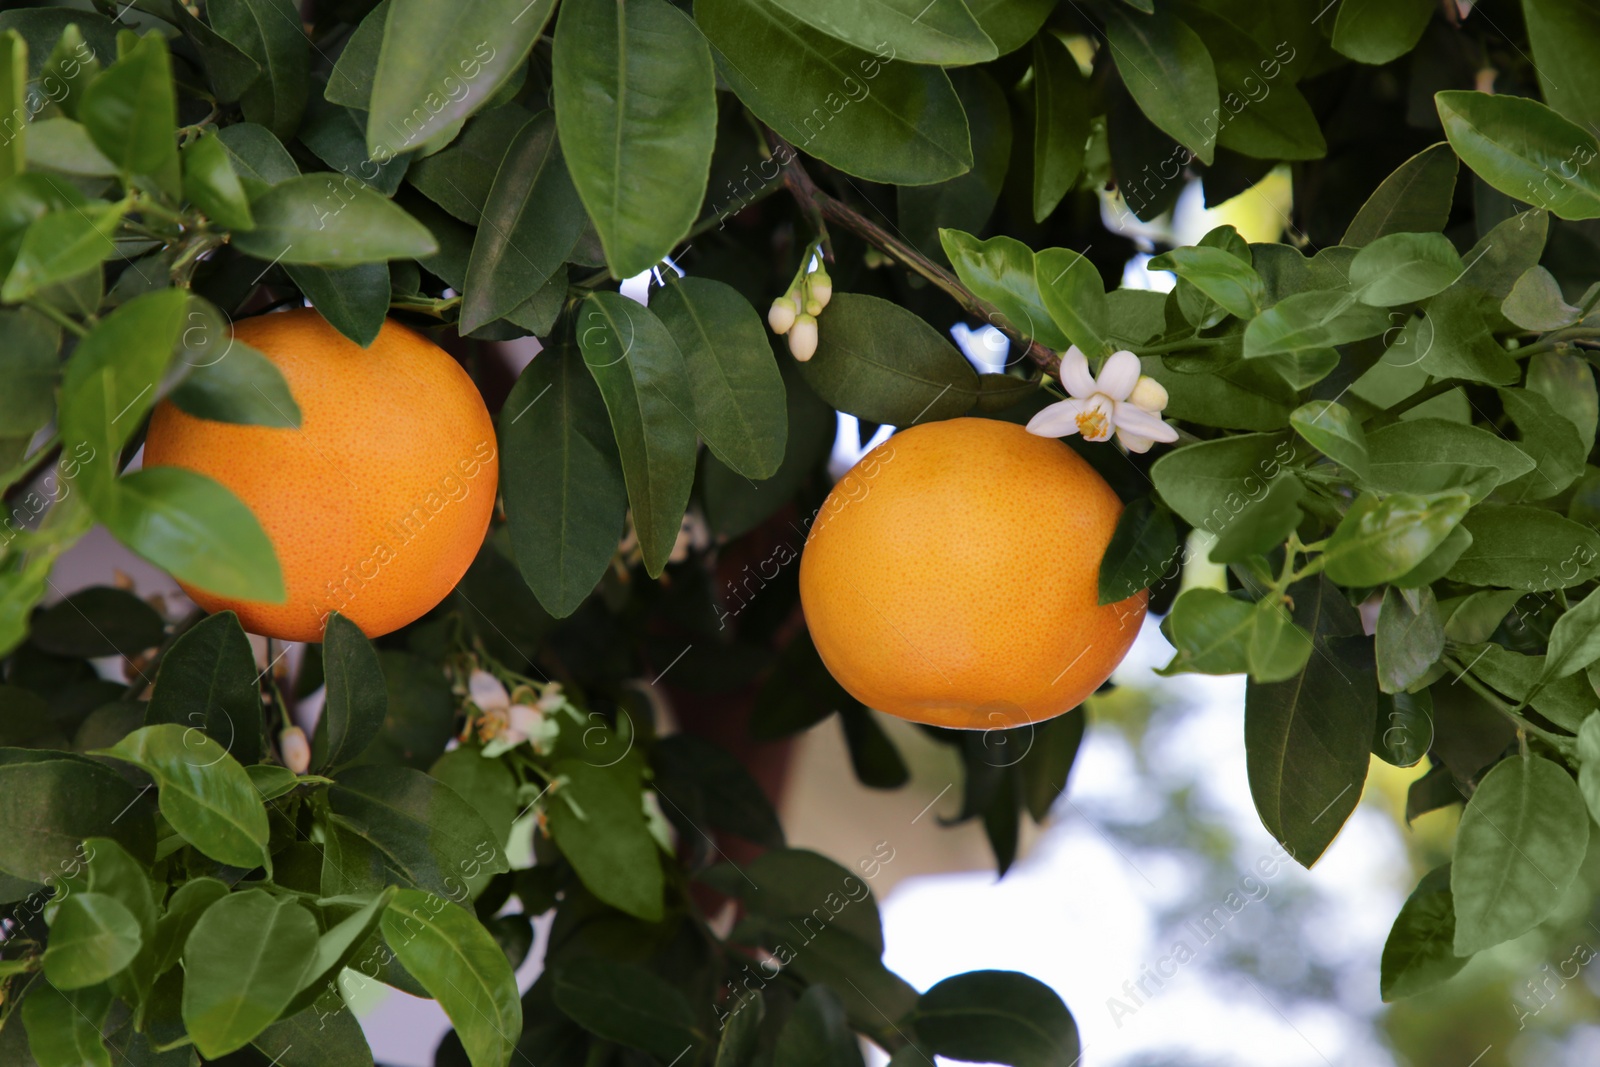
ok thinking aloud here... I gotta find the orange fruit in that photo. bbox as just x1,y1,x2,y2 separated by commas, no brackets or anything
143,308,498,642
799,417,1145,729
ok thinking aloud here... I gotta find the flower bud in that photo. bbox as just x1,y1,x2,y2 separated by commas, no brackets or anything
1128,376,1170,413
804,296,823,316
808,269,832,308
279,726,311,775
789,313,818,361
767,296,797,334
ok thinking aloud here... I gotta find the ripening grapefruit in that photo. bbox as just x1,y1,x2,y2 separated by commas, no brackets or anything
143,308,498,642
798,417,1145,729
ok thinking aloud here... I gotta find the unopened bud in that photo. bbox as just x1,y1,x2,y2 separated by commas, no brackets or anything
805,296,823,316
768,295,797,334
1128,376,1169,413
808,269,832,308
789,313,818,361
279,726,311,775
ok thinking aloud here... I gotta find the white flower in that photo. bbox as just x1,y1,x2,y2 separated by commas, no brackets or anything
1026,348,1178,453
468,669,510,713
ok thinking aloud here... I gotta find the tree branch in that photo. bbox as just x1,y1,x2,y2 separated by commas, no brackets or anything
763,130,1061,376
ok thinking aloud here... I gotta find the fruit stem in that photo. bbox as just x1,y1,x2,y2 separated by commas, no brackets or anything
762,128,1064,375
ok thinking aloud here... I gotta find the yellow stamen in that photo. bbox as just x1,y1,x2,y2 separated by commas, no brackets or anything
1076,407,1108,439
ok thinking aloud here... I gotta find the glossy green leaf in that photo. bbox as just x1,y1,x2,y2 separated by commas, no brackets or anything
460,110,586,332
553,957,702,1061
79,30,176,179
1102,4,1219,165
1032,33,1087,221
21,980,112,1067
44,892,142,990
1363,418,1534,496
1322,491,1470,586
1342,142,1458,246
714,990,764,1067
1149,431,1293,529
1381,864,1468,1001
1538,585,1600,686
1580,714,1600,827
216,121,299,187
366,0,549,156
324,0,385,108
31,586,164,659
1374,687,1433,767
1332,0,1434,65
1036,246,1112,357
1098,496,1176,605
1524,0,1600,133
500,338,627,618
1464,644,1596,733
1205,474,1305,565
1502,265,1578,331
208,0,309,138
576,291,698,578
95,724,271,871
284,262,389,348
1148,245,1263,318
168,323,301,428
964,0,1054,55
0,308,58,437
940,229,1068,349
1349,232,1462,306
311,612,387,771
1181,5,1324,162
26,118,116,177
182,889,319,1056
654,277,788,479
1437,90,1600,221
327,764,510,897
1290,400,1367,477
1497,386,1586,502
545,758,664,922
231,175,438,266
166,0,257,106
182,130,254,231
0,31,23,179
1243,290,1389,356
1452,755,1589,954
911,970,1080,1067
381,889,522,1067
99,466,286,604
802,291,979,424
282,886,396,1017
1375,585,1443,694
0,757,152,884
1244,577,1374,866
404,103,533,225
1159,589,1253,676
299,95,410,197
1,201,123,302
767,0,995,64
696,0,972,185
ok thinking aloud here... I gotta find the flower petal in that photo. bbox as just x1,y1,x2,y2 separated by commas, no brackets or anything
1116,428,1156,454
1113,402,1179,442
1096,350,1142,401
1057,346,1096,398
1026,398,1088,437
469,670,510,712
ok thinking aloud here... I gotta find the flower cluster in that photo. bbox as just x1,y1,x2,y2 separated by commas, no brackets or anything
466,669,566,758
1025,348,1178,453
767,257,832,362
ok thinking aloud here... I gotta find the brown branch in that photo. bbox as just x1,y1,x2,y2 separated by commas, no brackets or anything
763,130,1061,376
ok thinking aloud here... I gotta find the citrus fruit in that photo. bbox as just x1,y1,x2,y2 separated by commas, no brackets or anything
143,308,497,642
798,417,1145,729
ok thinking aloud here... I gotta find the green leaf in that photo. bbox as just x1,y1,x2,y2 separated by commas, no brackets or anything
1098,496,1176,604
1448,503,1600,590
1321,491,1471,586
1245,577,1374,866
941,229,1069,349
546,758,664,922
281,885,397,1017
1331,0,1434,65
79,31,177,179
0,31,23,179
1436,90,1600,221
654,277,788,479
911,970,1080,1067
284,262,390,347
553,957,702,1061
1580,714,1600,827
1375,585,1443,694
1538,585,1600,686
312,612,387,771
1036,246,1112,358
217,122,300,187
1158,589,1254,676
499,338,626,618
1497,386,1587,501
1460,643,1595,733
1102,4,1219,165
26,118,117,178
1502,265,1578,331
381,889,522,1067
551,0,715,278
576,291,698,578
0,757,152,884
696,0,972,185
1342,142,1458,246
1381,864,1468,1001
1363,418,1534,497
1149,431,1293,529
327,764,510,896
714,989,764,1067
167,0,257,106
208,0,309,138
21,980,112,1067
965,0,1054,54
31,586,164,658
459,110,585,332
1524,0,1600,133
1,201,123,302
324,0,385,108
181,130,254,231
404,103,534,225
1374,687,1433,767
1032,33,1087,221
1290,400,1368,477
1441,589,1524,644
99,466,286,604
231,174,438,266
1180,5,1324,162
299,95,411,197
95,724,271,871
774,985,863,1067
44,892,142,990
366,0,549,156
0,307,58,438
168,327,301,428
1148,245,1263,318
1349,232,1462,306
182,889,319,1057
1243,290,1389,356
766,0,995,64
1452,755,1589,954
802,291,979,424
1205,474,1305,564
